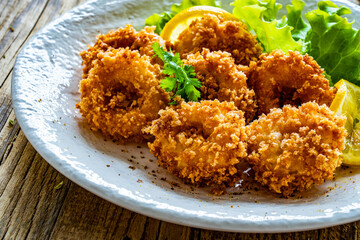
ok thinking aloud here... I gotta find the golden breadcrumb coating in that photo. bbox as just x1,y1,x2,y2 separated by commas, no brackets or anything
146,100,248,193
248,50,336,115
247,102,346,197
184,49,257,123
80,25,166,78
174,14,263,65
76,48,170,142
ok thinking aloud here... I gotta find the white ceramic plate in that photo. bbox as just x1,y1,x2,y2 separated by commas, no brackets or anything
12,0,360,233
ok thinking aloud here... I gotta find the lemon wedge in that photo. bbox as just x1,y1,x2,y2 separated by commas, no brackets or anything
330,79,360,165
160,6,239,43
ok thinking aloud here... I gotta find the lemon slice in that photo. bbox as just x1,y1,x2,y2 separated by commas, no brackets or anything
160,6,239,43
330,79,360,165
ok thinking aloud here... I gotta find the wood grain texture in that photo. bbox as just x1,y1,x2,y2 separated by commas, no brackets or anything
0,0,360,239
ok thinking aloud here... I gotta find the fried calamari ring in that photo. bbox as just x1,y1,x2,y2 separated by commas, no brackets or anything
80,25,167,78
174,14,263,65
146,100,247,194
184,49,257,123
248,50,336,115
76,48,170,142
247,102,346,197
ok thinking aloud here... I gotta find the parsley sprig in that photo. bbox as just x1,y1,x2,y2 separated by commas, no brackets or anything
152,42,201,103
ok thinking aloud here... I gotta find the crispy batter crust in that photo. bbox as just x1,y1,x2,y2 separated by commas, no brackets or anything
174,14,262,65
184,49,257,123
247,102,346,196
76,48,170,142
248,50,336,115
146,100,248,192
77,24,346,196
80,25,166,78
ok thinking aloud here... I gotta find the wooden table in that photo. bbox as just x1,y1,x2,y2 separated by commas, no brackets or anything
1,0,360,239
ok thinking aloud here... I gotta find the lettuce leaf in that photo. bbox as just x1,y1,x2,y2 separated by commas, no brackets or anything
171,0,221,13
304,1,360,85
232,0,302,53
145,12,174,35
232,0,360,85
231,0,281,22
286,0,310,42
145,0,221,35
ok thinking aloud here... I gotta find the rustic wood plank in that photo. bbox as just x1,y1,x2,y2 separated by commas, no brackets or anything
157,222,192,240
0,97,17,164
0,143,72,239
0,0,48,87
0,0,86,90
0,0,85,239
140,217,161,240
0,92,72,240
49,184,130,240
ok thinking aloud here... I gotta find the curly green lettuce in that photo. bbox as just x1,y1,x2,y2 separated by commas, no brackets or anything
232,0,302,53
232,0,360,85
304,1,360,85
286,0,310,42
145,0,221,34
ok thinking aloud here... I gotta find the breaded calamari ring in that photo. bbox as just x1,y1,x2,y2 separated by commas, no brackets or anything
76,48,170,142
246,102,346,197
174,14,262,65
184,49,257,123
248,50,336,115
146,100,248,194
80,25,167,78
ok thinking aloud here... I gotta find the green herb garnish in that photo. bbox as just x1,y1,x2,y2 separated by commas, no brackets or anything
152,42,201,103
54,181,64,190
